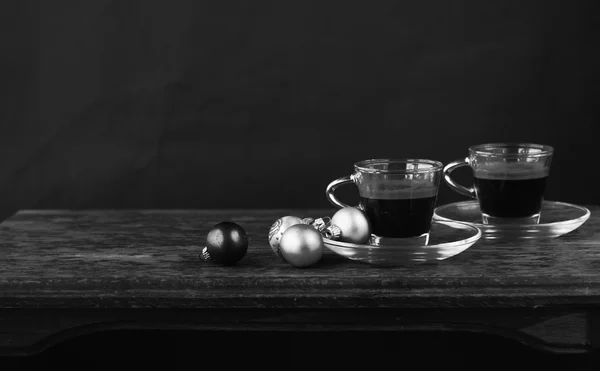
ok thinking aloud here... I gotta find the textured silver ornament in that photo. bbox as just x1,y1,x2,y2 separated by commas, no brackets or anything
199,246,211,261
324,224,342,240
268,216,305,257
268,218,283,242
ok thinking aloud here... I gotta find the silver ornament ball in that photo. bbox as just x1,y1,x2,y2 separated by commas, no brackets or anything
329,207,371,244
268,216,304,257
279,224,324,268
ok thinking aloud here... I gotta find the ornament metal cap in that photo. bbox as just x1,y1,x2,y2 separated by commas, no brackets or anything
311,217,331,233
324,224,342,240
199,246,211,261
301,217,315,225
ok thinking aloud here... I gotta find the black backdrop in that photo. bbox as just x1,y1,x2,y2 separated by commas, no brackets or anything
1,0,598,213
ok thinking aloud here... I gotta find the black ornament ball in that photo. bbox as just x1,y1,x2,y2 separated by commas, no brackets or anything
202,221,248,266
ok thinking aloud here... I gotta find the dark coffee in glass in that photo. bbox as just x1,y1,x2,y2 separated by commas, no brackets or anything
359,181,438,238
444,143,554,225
326,159,443,242
473,162,548,219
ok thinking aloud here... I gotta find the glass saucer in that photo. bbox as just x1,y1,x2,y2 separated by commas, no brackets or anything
433,200,591,240
323,220,481,266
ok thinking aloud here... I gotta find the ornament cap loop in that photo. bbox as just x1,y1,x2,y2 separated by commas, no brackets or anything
311,217,331,233
301,217,315,225
199,246,211,261
324,225,342,240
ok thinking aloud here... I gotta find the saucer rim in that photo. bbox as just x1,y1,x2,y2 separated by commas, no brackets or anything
322,220,482,251
432,200,591,229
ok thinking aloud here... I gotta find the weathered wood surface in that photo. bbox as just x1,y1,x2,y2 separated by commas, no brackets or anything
0,207,599,356
0,207,599,309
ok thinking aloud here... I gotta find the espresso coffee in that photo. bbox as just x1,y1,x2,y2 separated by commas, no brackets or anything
359,180,438,238
473,162,548,218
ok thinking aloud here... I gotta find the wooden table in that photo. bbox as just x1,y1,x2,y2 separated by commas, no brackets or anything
0,208,599,363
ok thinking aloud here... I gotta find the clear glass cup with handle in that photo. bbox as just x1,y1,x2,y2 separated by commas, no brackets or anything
325,159,443,245
443,143,554,225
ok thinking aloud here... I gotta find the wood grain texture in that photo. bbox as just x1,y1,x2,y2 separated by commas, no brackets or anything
0,207,599,355
0,207,599,309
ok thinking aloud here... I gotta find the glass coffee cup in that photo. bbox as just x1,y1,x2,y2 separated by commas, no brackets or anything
443,143,554,225
325,159,443,244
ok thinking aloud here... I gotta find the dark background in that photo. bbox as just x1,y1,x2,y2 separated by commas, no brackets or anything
2,0,598,215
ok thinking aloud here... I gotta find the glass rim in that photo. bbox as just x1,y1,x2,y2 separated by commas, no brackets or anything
468,143,554,157
354,158,444,174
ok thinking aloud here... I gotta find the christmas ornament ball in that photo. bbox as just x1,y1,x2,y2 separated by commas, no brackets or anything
279,224,324,268
203,221,248,265
268,216,304,257
330,207,371,244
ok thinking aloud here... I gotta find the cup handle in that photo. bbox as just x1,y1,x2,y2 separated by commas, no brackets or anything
443,158,476,199
325,175,355,209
